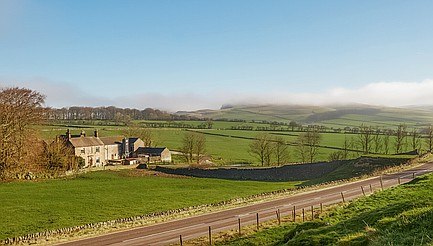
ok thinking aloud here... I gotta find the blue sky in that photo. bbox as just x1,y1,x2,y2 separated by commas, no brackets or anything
1,0,433,110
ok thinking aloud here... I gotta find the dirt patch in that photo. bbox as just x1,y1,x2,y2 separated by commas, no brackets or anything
126,169,191,179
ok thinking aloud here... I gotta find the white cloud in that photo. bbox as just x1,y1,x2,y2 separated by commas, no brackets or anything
3,78,433,111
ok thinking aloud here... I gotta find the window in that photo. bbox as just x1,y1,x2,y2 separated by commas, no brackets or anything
96,157,100,164
96,147,100,153
80,148,85,154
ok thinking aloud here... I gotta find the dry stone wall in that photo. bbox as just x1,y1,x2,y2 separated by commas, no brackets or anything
155,161,346,181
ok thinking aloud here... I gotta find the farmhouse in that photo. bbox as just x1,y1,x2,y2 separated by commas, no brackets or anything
62,129,146,167
134,147,172,163
67,132,105,167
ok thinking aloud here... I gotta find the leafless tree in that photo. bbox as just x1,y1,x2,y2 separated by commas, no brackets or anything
394,124,407,154
357,125,374,154
273,136,290,166
383,129,392,155
425,125,433,153
249,133,273,166
372,129,383,154
342,135,350,159
410,128,422,153
181,131,206,164
44,138,82,175
296,128,321,163
181,132,195,164
194,133,206,164
123,124,154,147
0,87,46,179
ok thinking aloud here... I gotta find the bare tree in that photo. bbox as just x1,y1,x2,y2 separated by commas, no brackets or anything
181,131,206,164
383,129,392,155
181,132,195,164
0,87,45,179
296,129,321,163
194,133,206,164
425,125,433,153
372,129,383,154
249,133,273,166
273,136,290,166
394,124,407,154
410,128,422,153
123,124,154,147
342,135,350,159
44,138,82,175
357,125,374,154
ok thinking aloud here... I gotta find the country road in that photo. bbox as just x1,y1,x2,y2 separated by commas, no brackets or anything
56,162,433,246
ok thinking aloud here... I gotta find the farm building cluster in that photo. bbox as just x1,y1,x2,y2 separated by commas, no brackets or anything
61,129,171,167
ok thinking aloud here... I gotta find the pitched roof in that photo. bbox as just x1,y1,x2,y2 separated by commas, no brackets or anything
135,147,168,156
129,138,139,143
99,137,123,145
68,137,104,148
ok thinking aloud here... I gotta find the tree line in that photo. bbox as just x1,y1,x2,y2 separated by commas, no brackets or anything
47,106,198,121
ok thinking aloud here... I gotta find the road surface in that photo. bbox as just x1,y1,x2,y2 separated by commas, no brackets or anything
57,162,433,246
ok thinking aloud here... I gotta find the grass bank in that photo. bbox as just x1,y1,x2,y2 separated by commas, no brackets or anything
216,172,433,245
0,169,299,240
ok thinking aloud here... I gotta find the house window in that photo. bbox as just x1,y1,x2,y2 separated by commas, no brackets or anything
96,157,100,164
96,147,100,153
81,148,85,154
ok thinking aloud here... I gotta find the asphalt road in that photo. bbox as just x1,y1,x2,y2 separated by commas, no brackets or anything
57,162,433,246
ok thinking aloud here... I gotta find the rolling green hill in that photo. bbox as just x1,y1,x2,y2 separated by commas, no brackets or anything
177,104,433,128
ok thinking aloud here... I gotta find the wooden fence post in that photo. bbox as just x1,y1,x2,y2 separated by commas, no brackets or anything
180,235,183,246
209,226,212,245
320,203,323,214
256,213,259,230
380,176,384,191
293,206,296,222
311,205,314,220
341,192,346,203
369,184,373,193
302,208,305,222
398,177,401,184
238,218,241,236
361,186,366,196
277,209,281,225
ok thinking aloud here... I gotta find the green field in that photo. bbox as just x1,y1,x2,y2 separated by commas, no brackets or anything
218,172,433,246
37,121,428,166
0,170,300,240
0,155,414,241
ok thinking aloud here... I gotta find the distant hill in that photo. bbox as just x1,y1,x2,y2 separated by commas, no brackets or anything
175,104,433,128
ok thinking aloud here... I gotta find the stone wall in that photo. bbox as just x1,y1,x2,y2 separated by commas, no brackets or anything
155,161,346,181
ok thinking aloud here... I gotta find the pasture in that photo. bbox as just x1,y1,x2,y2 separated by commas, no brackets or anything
0,169,300,240
38,119,429,166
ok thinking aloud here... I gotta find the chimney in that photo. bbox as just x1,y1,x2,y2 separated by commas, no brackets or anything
66,129,71,139
94,130,99,138
80,130,86,137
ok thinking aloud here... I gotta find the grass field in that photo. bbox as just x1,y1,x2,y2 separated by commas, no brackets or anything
217,172,433,246
0,169,300,240
37,121,428,166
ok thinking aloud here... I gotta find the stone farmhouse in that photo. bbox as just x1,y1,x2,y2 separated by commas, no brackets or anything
62,130,170,167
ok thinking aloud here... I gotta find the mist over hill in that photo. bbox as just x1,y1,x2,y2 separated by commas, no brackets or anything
175,103,433,128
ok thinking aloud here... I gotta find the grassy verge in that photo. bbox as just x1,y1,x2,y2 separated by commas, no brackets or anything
0,169,299,240
215,172,433,246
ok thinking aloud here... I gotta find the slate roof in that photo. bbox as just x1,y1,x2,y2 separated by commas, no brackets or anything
99,137,123,145
68,137,104,148
135,147,168,156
